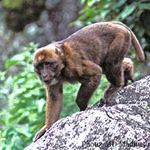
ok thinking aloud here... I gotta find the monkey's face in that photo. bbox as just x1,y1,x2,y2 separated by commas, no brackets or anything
34,61,58,85
33,45,64,85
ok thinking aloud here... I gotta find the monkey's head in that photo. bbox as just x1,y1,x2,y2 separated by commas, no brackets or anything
33,44,64,85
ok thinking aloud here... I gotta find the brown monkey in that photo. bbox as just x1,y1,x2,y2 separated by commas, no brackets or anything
33,21,145,141
123,57,134,86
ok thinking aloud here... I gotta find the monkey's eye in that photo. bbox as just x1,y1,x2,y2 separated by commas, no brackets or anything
44,62,56,68
36,64,43,70
45,62,50,66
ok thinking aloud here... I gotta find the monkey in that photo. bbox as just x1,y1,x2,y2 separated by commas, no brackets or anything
123,57,134,86
33,21,145,142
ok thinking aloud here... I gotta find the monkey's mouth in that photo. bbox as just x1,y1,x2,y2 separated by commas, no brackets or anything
44,79,52,85
42,76,53,84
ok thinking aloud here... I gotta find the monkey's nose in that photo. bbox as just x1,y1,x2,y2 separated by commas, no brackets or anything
42,71,49,78
43,74,48,78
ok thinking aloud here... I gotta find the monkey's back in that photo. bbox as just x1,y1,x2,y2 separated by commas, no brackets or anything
63,22,131,66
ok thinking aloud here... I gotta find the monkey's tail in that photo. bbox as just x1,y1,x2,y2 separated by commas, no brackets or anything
112,21,145,62
130,31,145,62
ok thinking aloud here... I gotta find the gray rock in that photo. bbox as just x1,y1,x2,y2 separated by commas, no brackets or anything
25,76,150,150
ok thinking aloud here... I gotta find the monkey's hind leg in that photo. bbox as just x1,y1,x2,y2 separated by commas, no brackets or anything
104,63,124,105
76,61,102,111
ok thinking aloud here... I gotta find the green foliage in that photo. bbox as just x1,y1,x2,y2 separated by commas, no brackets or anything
0,43,45,149
0,43,108,149
79,0,150,24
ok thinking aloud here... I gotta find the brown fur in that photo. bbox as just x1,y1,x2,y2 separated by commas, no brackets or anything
123,58,134,86
33,21,144,141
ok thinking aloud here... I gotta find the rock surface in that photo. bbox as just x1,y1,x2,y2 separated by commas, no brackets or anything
25,76,150,150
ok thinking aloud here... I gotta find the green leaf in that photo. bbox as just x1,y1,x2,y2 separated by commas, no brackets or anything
100,10,110,19
88,0,100,7
5,53,24,69
112,0,127,9
80,0,86,4
118,3,137,20
138,3,150,10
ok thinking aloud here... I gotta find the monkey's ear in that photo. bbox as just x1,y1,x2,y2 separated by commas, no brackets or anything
55,47,62,55
55,47,64,58
55,48,60,55
62,42,73,57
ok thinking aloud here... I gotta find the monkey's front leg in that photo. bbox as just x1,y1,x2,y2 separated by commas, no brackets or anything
76,61,102,111
33,82,63,142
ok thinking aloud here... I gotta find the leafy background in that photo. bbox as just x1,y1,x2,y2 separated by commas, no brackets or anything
0,0,150,149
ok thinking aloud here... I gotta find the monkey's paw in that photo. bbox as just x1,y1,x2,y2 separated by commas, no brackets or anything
33,126,47,142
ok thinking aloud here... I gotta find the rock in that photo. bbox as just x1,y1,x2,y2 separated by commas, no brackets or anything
25,76,150,150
